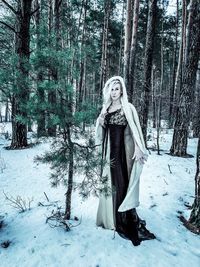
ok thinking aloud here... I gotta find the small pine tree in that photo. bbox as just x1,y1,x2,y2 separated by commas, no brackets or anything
35,99,110,220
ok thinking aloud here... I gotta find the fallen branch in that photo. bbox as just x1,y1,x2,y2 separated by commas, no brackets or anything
45,207,81,231
179,215,200,235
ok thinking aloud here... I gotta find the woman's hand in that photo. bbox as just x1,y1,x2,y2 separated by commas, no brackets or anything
132,144,148,165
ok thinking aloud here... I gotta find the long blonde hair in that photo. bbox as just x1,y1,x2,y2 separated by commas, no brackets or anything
102,76,129,113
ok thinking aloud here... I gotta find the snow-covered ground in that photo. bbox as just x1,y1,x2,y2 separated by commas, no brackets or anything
0,123,199,267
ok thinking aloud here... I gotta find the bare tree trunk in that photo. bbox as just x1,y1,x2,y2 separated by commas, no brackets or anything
193,63,200,137
65,125,74,219
152,65,156,128
129,0,140,102
99,0,111,94
10,0,33,148
5,99,9,122
34,0,46,137
189,136,200,229
169,0,179,128
158,16,164,129
140,0,157,145
173,0,187,123
118,1,126,76
156,17,164,154
170,0,200,156
47,0,61,137
0,110,2,123
123,0,133,89
78,0,88,109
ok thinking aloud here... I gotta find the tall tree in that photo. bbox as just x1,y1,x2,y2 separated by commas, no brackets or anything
170,0,200,156
140,0,157,144
123,0,133,90
5,0,33,148
169,0,179,128
172,0,187,124
99,0,111,93
129,0,140,102
34,0,46,137
188,136,200,230
193,65,200,137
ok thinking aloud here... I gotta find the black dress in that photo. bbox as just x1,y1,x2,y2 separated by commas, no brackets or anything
103,108,155,246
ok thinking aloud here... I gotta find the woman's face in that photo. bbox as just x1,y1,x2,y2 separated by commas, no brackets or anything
110,83,121,101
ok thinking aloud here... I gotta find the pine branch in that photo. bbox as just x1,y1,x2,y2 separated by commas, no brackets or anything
73,141,99,150
1,0,18,15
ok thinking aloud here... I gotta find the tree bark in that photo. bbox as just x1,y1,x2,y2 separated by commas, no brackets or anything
11,0,33,148
172,0,187,123
170,0,200,156
5,99,9,122
78,0,88,109
65,125,74,219
129,0,140,102
123,0,133,90
34,0,46,137
169,0,179,128
140,0,157,145
118,0,126,76
47,0,60,137
193,65,200,137
189,136,200,229
99,0,111,94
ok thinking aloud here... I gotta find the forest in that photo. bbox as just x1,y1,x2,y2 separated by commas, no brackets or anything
0,0,200,266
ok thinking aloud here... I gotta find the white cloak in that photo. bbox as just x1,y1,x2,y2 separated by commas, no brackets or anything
95,102,147,230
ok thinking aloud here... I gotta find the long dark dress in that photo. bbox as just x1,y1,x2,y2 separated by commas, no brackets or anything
103,108,155,246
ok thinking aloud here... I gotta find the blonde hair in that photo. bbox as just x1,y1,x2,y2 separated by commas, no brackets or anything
102,76,128,113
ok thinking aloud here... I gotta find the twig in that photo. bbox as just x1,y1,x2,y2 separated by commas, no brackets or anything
163,178,168,185
3,191,33,212
168,164,172,174
44,192,49,202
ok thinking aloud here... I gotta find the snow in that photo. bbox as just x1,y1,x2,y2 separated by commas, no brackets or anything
0,123,199,267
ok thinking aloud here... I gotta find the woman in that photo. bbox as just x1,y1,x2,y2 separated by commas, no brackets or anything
95,76,155,246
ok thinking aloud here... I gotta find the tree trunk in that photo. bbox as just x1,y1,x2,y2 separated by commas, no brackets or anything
5,99,9,122
169,0,179,128
140,0,157,145
78,0,88,109
172,0,187,124
170,0,200,156
34,0,46,137
152,65,156,128
193,65,200,137
189,136,200,229
158,16,164,129
47,0,59,137
65,125,74,219
118,0,126,76
11,0,33,148
129,0,140,102
123,0,133,89
99,0,111,94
